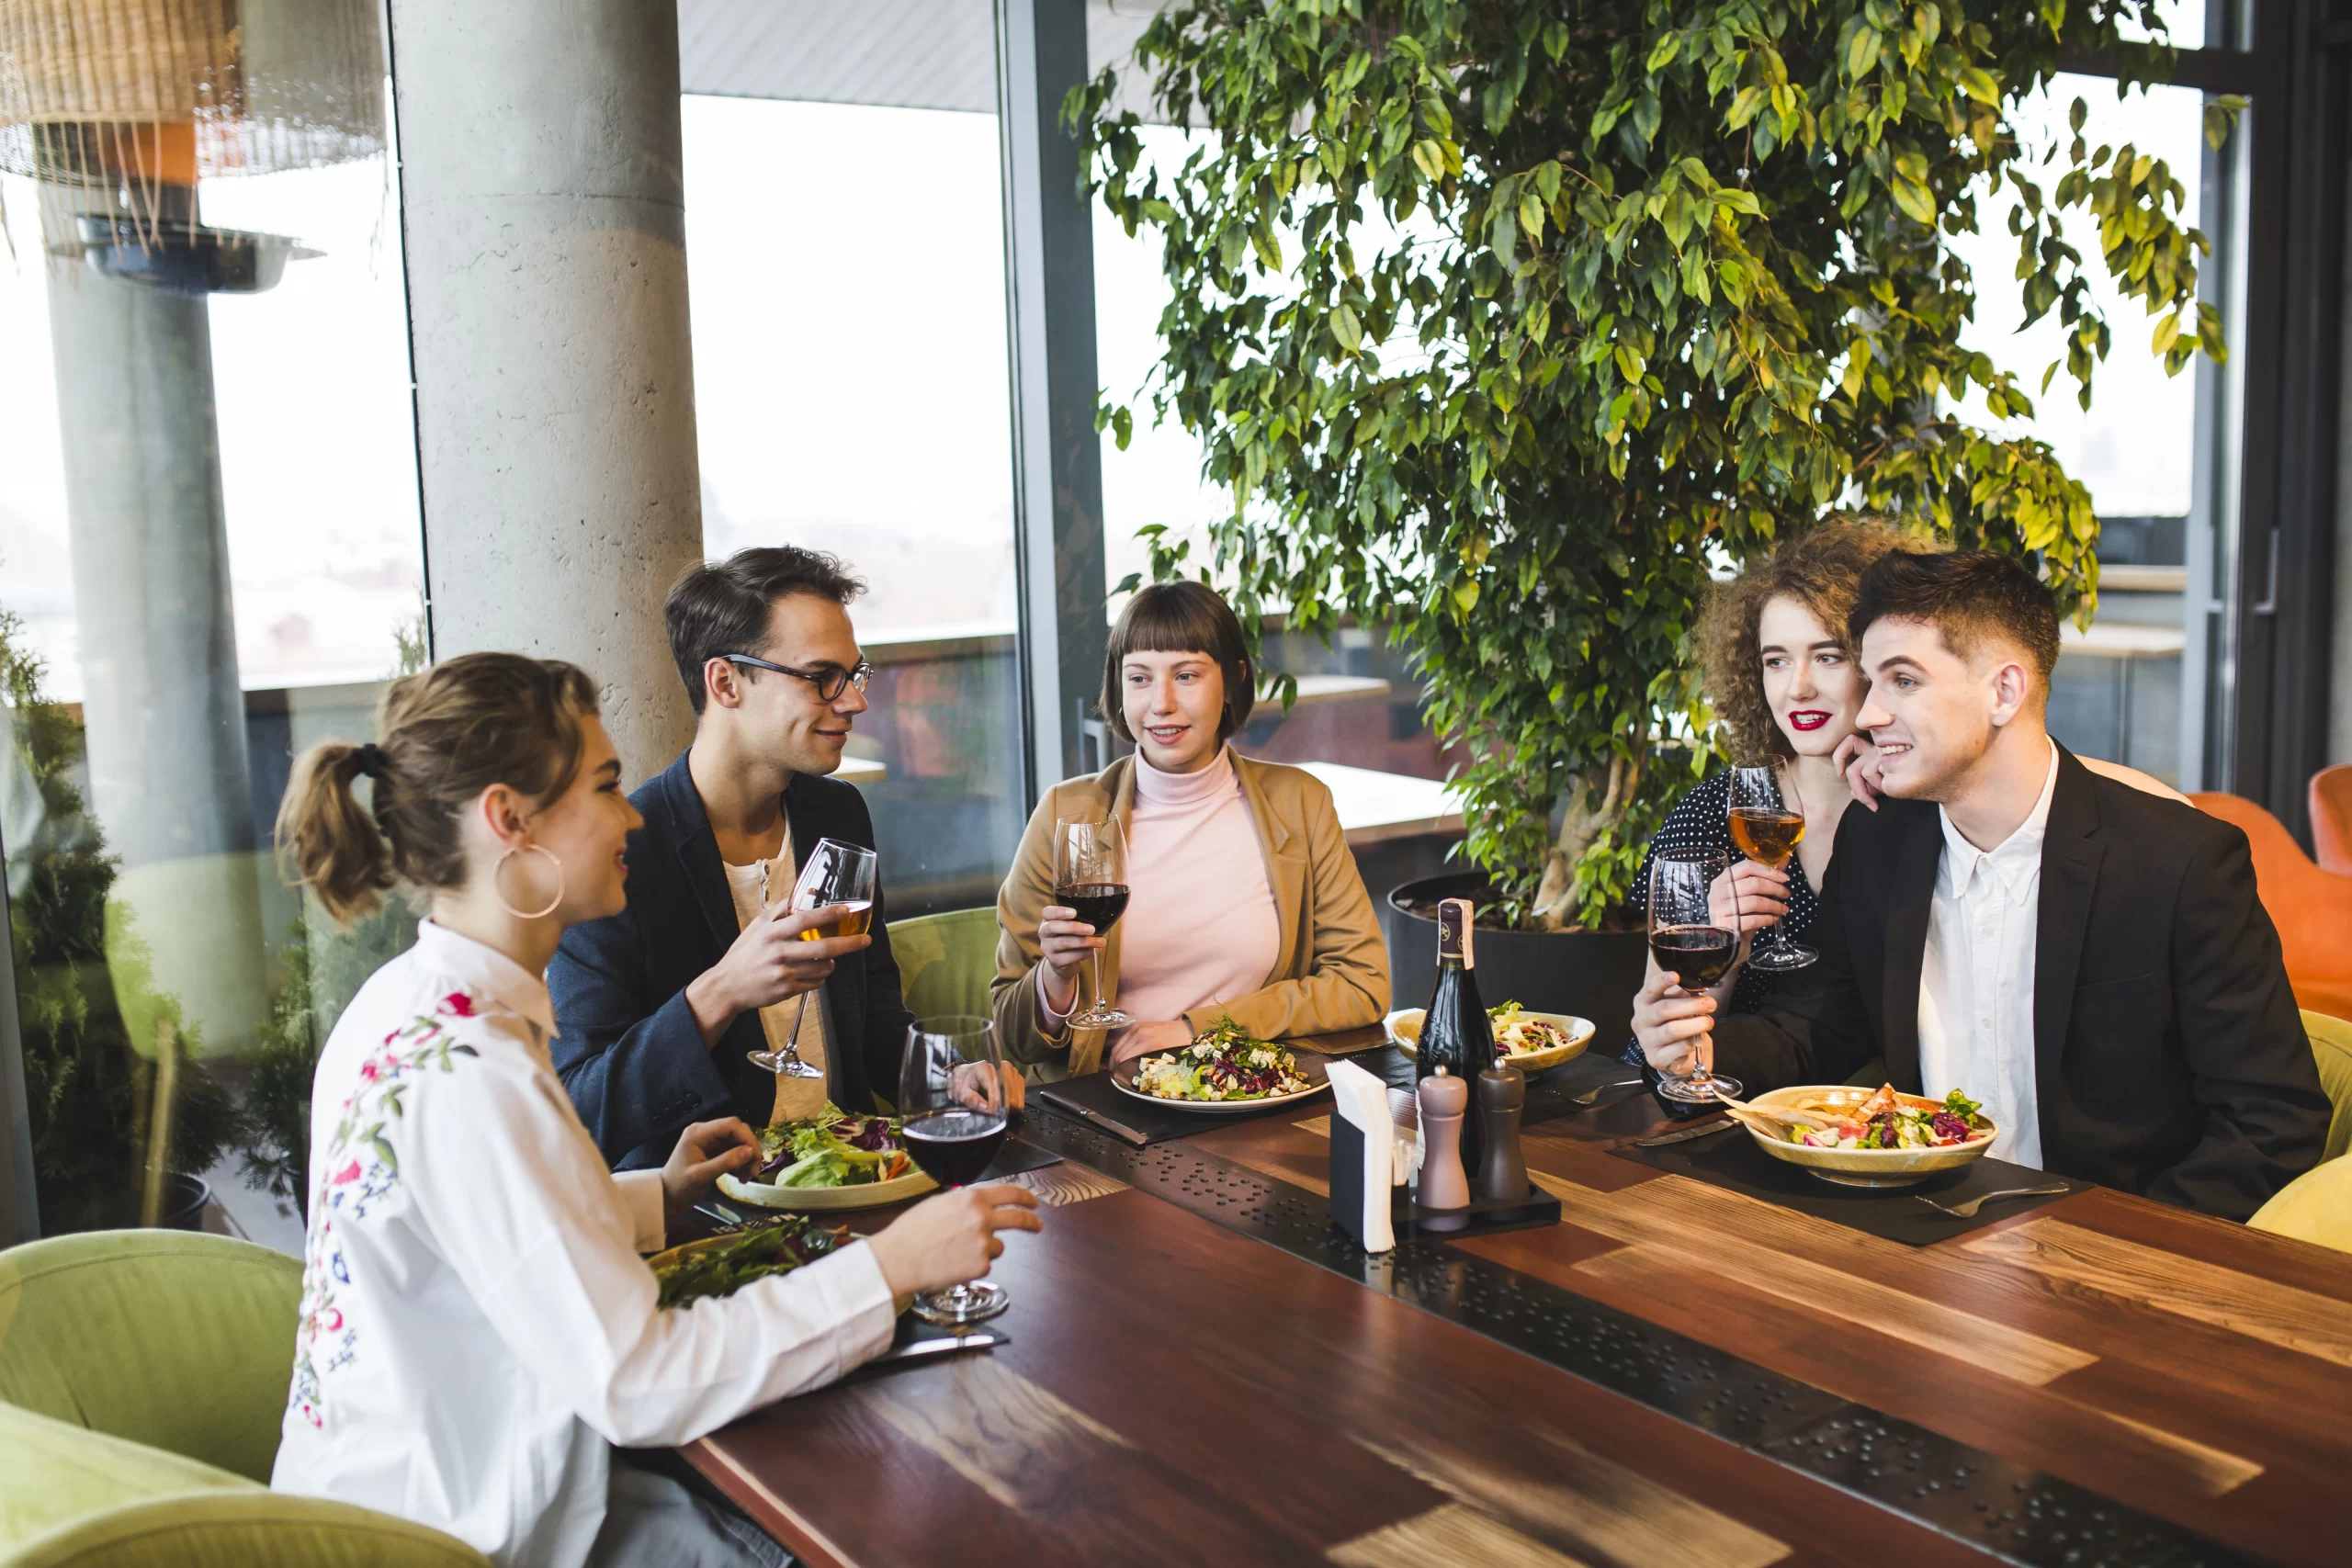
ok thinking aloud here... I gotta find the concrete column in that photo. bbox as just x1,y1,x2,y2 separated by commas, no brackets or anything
41,202,268,1060
390,0,706,780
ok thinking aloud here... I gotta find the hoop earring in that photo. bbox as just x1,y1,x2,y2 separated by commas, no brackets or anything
492,844,565,920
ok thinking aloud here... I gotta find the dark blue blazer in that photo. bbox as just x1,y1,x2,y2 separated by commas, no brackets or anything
548,750,915,1169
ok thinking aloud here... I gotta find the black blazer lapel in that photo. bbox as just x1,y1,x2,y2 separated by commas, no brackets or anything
2033,750,2103,1115
1880,807,1943,1088
658,753,741,958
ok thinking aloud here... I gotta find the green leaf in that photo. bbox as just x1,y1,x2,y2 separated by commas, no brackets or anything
1333,304,1365,353
1846,24,1881,80
1452,580,1480,615
1892,177,1937,227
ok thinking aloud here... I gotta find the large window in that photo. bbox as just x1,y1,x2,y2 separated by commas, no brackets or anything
2,24,419,1247
681,96,1026,914
1946,73,2221,786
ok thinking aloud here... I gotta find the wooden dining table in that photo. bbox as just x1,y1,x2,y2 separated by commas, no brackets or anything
680,1051,2352,1567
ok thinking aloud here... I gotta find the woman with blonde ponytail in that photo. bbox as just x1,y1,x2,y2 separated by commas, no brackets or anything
269,652,1041,1568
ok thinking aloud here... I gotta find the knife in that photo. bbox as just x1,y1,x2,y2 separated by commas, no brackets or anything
1632,1117,1738,1148
869,1329,1006,1369
1038,1090,1150,1147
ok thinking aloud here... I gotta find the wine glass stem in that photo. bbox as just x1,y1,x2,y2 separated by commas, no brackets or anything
784,993,808,1060
1090,948,1107,1017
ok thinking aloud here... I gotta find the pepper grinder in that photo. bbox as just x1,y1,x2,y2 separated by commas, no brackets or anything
1475,1066,1529,1201
1415,1066,1471,1230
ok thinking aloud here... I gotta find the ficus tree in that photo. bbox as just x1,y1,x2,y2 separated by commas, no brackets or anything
1075,0,2236,929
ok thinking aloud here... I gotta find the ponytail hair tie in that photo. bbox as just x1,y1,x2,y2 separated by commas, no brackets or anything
354,743,386,779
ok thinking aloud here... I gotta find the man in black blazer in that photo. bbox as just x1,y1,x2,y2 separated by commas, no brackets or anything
1634,550,2325,1220
549,547,919,1169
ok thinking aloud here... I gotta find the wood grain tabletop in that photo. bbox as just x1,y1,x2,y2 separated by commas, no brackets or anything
684,1060,2352,1567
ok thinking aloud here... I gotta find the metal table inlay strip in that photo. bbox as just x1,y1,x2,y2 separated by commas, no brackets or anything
1019,1107,2270,1568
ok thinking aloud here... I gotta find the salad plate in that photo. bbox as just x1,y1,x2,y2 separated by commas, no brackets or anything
650,1214,852,1307
1111,1022,1332,1114
1388,1003,1592,1074
1744,1083,1996,1189
718,1104,940,1211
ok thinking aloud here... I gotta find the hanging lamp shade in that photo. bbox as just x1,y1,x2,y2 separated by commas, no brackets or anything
0,0,383,202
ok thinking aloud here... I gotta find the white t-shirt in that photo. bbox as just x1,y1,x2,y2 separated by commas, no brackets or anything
271,920,894,1568
721,827,835,1122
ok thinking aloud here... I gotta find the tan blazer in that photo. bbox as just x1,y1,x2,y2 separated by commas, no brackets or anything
991,753,1390,1077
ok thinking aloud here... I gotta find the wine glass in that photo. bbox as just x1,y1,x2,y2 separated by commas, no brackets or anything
749,838,878,1079
1648,848,1742,1105
1051,818,1132,1030
1727,763,1815,971
897,1015,1013,1325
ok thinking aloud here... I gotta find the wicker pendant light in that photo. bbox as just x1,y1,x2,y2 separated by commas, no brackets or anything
0,0,383,268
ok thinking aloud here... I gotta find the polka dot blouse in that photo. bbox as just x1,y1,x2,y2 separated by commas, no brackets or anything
1619,770,1823,1064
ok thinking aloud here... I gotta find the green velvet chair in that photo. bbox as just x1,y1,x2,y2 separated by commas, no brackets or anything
2303,1010,2352,1163
892,906,1001,1022
0,1230,489,1568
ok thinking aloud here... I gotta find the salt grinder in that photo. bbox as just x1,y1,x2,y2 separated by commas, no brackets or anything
1414,1066,1471,1228
1474,1066,1529,1202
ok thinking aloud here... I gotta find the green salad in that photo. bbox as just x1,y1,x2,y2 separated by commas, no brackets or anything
745,1102,913,1189
1133,1018,1311,1102
653,1215,847,1308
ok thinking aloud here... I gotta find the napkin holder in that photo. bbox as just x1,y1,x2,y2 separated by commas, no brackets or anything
1327,1060,1397,1253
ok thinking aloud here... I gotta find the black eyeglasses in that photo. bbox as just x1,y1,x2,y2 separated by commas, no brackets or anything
718,653,875,703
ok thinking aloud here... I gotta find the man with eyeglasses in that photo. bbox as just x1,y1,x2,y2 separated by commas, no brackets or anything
549,546,1012,1170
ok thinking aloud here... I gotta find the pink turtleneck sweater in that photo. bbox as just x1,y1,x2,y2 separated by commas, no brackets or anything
1042,747,1282,1028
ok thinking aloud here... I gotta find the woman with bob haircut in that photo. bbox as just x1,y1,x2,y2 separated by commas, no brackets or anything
992,581,1388,1076
270,651,1040,1568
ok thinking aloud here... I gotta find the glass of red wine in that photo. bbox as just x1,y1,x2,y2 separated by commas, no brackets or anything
1728,763,1815,972
1648,849,1742,1105
897,1014,1012,1325
1052,818,1132,1030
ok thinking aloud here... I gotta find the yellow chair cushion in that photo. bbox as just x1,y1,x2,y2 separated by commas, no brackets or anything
0,1232,300,1485
7,1491,492,1568
2303,1010,2352,1163
0,1403,257,1548
2247,1152,2352,1254
891,907,1000,1023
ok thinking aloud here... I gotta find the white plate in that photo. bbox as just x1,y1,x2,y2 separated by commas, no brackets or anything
1108,1049,1332,1114
718,1167,938,1211
1386,1008,1593,1074
1742,1085,1997,1189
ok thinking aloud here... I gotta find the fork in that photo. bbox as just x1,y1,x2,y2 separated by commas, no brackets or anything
1566,1077,1645,1108
1916,1184,2072,1219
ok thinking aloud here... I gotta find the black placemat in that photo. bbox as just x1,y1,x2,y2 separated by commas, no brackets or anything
981,1131,1064,1179
1355,1044,1645,1127
1034,1070,1324,1145
1608,1125,2092,1246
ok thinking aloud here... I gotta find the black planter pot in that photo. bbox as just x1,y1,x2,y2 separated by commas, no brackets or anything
153,1173,212,1233
1384,873,1648,1057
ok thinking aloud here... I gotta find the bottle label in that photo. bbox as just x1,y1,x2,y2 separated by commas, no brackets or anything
1438,897,1475,968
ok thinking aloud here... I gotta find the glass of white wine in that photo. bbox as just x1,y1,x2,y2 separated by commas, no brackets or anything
1727,763,1814,972
750,838,877,1078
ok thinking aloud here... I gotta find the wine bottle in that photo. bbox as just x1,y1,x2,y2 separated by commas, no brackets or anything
1419,897,1498,1181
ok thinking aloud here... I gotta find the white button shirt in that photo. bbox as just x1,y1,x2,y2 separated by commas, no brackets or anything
271,921,897,1568
1917,742,2060,1168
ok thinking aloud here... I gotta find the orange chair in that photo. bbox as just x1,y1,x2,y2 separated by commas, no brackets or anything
2312,765,2352,876
2191,792,2352,1020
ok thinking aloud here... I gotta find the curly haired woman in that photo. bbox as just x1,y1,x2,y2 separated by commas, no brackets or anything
1623,522,2187,1071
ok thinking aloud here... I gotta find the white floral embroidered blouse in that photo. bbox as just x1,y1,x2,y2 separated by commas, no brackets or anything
270,920,897,1568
